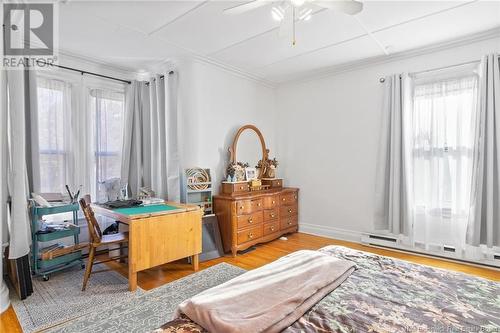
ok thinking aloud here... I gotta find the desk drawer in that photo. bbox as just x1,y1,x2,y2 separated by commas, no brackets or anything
280,192,298,206
263,221,279,235
236,211,263,229
263,208,279,222
237,225,263,245
263,195,279,209
280,216,298,230
280,204,298,218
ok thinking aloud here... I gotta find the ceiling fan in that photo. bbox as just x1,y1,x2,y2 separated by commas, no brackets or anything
224,0,364,46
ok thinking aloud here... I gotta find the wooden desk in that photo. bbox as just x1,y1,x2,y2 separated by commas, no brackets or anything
92,202,203,291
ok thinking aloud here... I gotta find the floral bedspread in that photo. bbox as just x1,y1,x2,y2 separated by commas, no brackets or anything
155,246,500,333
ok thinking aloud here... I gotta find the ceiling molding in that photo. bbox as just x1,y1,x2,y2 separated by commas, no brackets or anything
56,48,142,79
148,1,210,36
257,1,477,71
190,54,277,89
278,27,500,86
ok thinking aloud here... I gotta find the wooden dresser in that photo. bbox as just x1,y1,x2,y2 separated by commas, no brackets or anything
214,188,299,256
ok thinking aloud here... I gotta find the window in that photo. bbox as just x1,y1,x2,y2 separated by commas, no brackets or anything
37,77,72,193
36,74,125,199
90,89,125,198
409,67,479,250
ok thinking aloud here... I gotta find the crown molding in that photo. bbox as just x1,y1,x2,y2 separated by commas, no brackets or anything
191,54,278,89
56,48,141,79
278,27,500,86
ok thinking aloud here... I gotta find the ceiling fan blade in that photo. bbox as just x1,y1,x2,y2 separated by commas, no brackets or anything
278,6,293,38
223,0,270,15
314,0,363,15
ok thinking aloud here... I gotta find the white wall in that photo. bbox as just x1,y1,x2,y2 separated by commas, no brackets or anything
178,59,276,190
275,36,500,242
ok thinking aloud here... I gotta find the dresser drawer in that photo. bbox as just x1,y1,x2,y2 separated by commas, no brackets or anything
236,211,263,229
262,178,283,189
263,195,279,209
280,215,298,230
251,199,263,211
236,200,252,215
280,204,298,218
263,208,279,222
223,182,249,195
280,192,298,206
237,225,263,245
263,221,279,235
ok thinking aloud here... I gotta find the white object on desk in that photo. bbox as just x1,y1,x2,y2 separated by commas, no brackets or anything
141,197,165,205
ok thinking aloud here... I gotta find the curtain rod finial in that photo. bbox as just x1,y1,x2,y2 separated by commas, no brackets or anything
379,77,385,83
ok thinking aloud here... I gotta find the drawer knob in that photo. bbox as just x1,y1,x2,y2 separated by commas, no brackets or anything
277,182,281,185
272,200,275,204
294,195,297,199
270,213,275,218
257,203,261,207
239,206,244,210
288,220,292,226
271,227,275,231
282,198,286,201
248,233,254,239
288,209,292,213
240,186,244,190
248,217,253,223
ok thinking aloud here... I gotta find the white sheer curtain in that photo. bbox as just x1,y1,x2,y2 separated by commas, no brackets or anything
36,74,125,201
409,70,480,252
37,77,73,193
90,89,125,202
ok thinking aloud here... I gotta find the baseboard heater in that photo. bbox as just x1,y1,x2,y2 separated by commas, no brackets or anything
367,234,398,243
362,233,500,269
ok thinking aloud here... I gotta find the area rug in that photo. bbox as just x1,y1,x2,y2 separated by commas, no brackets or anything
47,263,246,333
10,264,145,333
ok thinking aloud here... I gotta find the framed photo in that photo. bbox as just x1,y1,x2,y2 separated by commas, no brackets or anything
245,167,257,181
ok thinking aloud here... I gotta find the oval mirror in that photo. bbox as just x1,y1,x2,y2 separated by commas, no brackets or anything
229,125,268,179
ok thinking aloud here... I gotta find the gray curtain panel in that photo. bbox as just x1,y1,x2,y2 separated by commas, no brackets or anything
121,81,147,197
5,68,32,259
467,53,500,248
24,68,40,193
121,73,180,201
374,74,411,236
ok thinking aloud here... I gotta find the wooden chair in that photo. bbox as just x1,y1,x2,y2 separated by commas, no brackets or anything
79,195,129,291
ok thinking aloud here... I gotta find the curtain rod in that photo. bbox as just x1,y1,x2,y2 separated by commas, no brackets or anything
378,59,481,83
145,71,175,86
36,59,132,84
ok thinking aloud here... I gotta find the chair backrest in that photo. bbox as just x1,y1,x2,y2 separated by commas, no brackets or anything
79,196,102,244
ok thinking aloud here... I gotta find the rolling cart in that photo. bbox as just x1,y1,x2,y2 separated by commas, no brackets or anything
30,201,84,281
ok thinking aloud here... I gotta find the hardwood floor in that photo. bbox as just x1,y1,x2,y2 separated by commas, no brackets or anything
2,232,499,332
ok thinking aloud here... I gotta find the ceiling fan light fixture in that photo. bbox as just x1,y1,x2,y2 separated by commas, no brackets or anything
271,6,285,21
298,8,312,21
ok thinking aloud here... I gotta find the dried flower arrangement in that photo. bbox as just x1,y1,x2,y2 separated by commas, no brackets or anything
256,157,279,178
226,162,249,181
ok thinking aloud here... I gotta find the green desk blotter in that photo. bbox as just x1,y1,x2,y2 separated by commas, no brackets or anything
114,204,181,216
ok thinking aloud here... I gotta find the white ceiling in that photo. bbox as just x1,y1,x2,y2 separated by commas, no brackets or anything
58,0,500,83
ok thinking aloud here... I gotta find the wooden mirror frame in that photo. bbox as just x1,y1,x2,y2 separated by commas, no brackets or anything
229,125,269,179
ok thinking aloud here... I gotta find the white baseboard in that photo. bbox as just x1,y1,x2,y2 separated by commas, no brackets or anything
299,223,363,243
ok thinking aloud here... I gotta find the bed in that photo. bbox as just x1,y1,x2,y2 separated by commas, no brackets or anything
155,246,500,333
